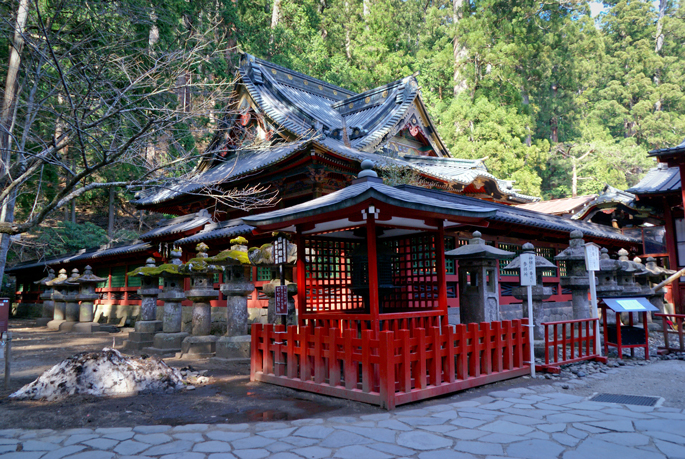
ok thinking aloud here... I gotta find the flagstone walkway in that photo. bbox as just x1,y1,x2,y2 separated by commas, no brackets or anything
2,383,685,459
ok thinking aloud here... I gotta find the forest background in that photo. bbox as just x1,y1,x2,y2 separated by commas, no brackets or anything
1,0,685,267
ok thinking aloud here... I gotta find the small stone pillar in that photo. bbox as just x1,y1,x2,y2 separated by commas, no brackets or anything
123,258,163,350
46,269,70,330
555,231,591,319
180,243,221,358
445,231,515,324
508,243,558,340
60,268,81,332
150,247,189,355
263,279,297,325
35,268,56,327
210,238,255,360
73,266,105,333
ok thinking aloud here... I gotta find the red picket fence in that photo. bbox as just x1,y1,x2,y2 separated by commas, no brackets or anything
250,319,530,409
654,313,685,354
537,318,607,374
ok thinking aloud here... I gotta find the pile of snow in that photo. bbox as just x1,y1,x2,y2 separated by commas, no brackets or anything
9,348,186,401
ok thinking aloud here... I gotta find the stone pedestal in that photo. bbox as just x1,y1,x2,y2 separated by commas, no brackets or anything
147,249,188,355
215,254,255,361
35,268,56,327
59,269,81,332
123,258,163,350
445,231,515,325
73,266,105,334
555,231,591,319
47,269,71,330
180,247,220,358
263,279,297,325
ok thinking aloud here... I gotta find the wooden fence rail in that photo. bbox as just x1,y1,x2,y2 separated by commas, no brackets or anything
654,313,685,354
538,318,607,374
250,319,530,409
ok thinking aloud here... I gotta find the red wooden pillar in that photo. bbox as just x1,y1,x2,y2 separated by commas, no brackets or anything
296,228,307,325
366,212,380,330
436,221,447,314
663,198,682,313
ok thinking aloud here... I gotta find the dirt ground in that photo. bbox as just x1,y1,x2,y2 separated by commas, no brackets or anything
1,319,684,430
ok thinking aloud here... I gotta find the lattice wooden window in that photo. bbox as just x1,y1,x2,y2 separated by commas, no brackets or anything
536,247,557,277
257,267,272,281
498,243,522,276
96,268,109,288
127,265,143,287
384,234,439,311
110,266,127,288
304,238,363,314
445,237,456,275
558,260,568,277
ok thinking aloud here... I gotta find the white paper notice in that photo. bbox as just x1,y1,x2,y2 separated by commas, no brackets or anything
616,299,645,311
520,253,536,286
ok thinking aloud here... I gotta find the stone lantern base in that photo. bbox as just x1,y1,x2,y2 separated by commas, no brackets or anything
36,317,51,327
47,319,66,330
123,320,163,350
58,320,77,332
72,322,101,334
215,335,251,360
146,331,189,355
179,335,219,359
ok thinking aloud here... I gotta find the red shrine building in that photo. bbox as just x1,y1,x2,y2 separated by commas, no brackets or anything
8,54,646,321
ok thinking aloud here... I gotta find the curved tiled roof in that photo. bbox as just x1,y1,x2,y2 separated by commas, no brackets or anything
627,164,681,195
396,185,640,244
175,220,254,246
6,241,153,274
139,210,213,240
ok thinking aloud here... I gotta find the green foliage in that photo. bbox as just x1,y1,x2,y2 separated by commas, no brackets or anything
34,222,109,259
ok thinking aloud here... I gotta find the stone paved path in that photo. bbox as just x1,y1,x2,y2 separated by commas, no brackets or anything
2,384,685,459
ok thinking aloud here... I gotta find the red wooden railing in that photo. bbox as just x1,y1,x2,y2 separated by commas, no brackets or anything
654,313,685,354
251,319,530,409
537,318,607,374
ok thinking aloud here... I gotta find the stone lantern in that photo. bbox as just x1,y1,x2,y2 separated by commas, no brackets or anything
123,257,163,350
179,243,221,358
555,231,591,319
207,237,255,360
444,231,515,324
644,256,676,320
73,265,106,333
615,249,644,295
263,280,298,325
46,268,71,330
507,243,559,340
61,268,81,332
35,268,56,327
150,247,188,355
595,248,622,298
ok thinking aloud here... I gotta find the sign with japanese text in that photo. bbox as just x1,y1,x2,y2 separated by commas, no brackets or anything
520,253,536,286
275,285,288,315
274,238,287,265
585,243,600,272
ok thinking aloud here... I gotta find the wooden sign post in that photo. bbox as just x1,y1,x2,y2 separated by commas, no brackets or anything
274,237,288,325
585,242,601,356
520,251,536,378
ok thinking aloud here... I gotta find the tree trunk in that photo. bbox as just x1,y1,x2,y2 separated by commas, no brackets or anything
571,156,577,198
344,1,352,59
522,90,532,147
452,0,468,96
0,0,30,285
654,0,667,111
269,0,281,44
108,186,115,239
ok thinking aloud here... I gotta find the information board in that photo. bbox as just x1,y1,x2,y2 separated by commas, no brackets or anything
585,243,600,272
520,253,536,286
275,285,288,315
